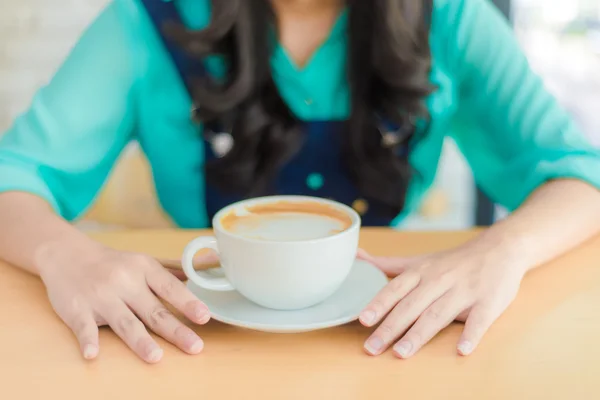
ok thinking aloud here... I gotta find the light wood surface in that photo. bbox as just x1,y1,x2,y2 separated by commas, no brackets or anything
1,229,599,400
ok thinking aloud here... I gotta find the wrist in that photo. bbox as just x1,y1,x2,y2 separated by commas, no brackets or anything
34,232,105,277
464,227,536,275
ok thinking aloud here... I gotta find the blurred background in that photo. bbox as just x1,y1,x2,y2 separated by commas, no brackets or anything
0,0,599,231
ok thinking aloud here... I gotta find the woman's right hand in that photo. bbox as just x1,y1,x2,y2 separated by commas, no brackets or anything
37,242,211,363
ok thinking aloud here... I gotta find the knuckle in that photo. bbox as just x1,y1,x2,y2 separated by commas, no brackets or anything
377,323,396,339
407,271,422,285
68,295,86,314
403,295,418,310
407,330,423,345
146,305,171,330
71,315,92,336
157,279,179,299
448,287,473,307
91,283,112,302
423,306,442,322
433,270,454,286
389,272,420,293
108,267,135,287
129,253,153,267
416,260,434,273
116,315,142,337
369,299,386,313
467,275,483,292
389,276,407,293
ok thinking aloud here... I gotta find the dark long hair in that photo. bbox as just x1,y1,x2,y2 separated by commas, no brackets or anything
167,0,435,215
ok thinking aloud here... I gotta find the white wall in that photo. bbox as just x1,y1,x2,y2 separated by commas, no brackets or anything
0,0,108,131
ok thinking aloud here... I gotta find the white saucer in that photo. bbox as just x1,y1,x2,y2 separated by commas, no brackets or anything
186,260,388,333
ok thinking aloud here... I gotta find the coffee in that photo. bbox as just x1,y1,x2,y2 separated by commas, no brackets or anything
220,200,353,241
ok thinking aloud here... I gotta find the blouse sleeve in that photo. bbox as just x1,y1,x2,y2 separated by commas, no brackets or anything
0,0,148,220
438,0,600,211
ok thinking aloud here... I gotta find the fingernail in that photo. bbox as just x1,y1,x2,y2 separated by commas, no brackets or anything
197,312,211,325
393,341,413,359
364,337,384,355
147,347,164,363
360,310,376,325
195,304,210,322
83,344,98,360
458,341,473,356
189,338,204,354
182,329,204,354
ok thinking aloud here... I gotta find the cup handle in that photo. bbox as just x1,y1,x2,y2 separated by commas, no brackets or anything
181,236,235,291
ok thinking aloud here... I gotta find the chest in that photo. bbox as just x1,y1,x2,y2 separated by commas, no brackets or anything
202,120,403,226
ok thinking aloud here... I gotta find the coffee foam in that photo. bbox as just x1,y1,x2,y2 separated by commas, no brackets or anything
220,201,353,241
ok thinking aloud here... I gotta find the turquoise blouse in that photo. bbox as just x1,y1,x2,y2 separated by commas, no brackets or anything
1,0,599,228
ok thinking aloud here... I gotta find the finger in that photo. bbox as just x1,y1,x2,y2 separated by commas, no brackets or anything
157,252,220,271
99,299,163,363
165,268,187,281
158,253,221,281
129,291,204,355
359,271,421,327
457,304,498,356
456,307,471,323
357,249,427,276
64,311,100,360
364,285,447,356
146,264,211,325
393,292,467,359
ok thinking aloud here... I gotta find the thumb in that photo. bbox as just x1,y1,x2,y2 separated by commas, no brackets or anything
157,252,221,281
356,248,424,276
457,305,498,356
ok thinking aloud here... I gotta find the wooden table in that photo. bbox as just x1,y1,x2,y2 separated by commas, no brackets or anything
1,229,599,400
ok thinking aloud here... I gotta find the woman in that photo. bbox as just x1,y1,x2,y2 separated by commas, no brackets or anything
0,0,599,364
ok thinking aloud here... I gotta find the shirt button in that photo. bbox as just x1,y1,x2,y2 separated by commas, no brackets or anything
304,98,313,106
210,133,234,158
306,173,324,190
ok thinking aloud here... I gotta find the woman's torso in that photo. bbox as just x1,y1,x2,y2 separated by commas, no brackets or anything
128,0,461,228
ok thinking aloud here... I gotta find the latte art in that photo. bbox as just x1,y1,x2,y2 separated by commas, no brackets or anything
220,201,353,241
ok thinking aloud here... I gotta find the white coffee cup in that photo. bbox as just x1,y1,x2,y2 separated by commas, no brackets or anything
181,196,361,310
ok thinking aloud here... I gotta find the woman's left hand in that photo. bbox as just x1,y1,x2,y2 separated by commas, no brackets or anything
357,243,527,358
